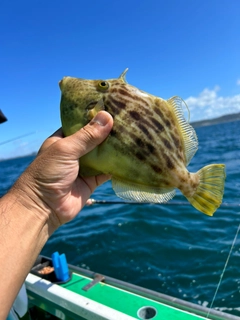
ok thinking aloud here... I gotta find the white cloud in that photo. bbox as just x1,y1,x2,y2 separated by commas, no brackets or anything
185,86,240,122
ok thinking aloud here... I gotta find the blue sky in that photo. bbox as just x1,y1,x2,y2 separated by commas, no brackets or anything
0,0,239,159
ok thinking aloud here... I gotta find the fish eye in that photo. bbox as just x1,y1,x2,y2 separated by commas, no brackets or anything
98,81,109,91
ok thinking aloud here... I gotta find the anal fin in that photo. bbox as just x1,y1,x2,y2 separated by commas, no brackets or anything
112,177,175,203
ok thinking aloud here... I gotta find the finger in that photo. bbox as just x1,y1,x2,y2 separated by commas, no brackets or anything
95,174,112,186
62,111,113,159
82,174,112,194
79,174,111,206
38,128,64,154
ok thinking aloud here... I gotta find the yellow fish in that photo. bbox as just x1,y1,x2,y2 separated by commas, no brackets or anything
59,69,226,216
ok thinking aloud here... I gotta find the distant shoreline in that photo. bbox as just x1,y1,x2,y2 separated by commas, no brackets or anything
191,111,240,128
0,152,37,162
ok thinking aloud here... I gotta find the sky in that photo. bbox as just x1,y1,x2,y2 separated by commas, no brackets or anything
0,0,240,159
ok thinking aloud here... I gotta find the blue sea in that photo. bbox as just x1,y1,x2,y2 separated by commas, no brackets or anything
1,121,240,317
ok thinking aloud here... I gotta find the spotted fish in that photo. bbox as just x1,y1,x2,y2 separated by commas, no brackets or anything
59,69,226,216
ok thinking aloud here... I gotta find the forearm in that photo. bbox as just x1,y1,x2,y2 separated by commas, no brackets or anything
0,112,113,318
0,187,53,319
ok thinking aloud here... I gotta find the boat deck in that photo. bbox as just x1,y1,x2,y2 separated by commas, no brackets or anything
25,256,240,320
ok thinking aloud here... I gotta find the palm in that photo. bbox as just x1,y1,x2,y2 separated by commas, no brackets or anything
31,118,112,225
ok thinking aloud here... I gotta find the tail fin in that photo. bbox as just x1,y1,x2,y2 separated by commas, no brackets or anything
186,164,226,216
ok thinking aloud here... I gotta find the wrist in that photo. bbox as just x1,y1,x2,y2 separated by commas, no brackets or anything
0,178,58,317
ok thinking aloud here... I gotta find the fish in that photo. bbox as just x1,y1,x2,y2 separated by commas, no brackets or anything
59,69,226,216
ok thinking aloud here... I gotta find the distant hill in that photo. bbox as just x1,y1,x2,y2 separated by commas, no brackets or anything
191,112,240,128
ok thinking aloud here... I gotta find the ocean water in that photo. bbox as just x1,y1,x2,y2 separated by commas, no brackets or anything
1,121,240,316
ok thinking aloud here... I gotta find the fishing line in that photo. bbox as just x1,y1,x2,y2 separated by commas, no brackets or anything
0,131,36,146
87,199,240,208
206,222,240,319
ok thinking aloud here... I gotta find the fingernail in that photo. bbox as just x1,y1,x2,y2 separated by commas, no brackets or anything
91,112,109,126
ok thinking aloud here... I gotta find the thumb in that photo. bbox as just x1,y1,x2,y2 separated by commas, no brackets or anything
63,111,113,159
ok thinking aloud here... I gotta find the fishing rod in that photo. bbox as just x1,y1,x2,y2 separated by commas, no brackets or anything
86,198,240,207
0,110,7,124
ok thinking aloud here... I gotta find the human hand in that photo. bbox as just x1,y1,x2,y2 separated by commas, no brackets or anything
10,111,113,232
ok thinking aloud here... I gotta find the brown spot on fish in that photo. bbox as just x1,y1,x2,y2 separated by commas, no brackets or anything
138,123,152,139
105,101,121,115
135,138,145,148
153,105,164,118
111,87,122,94
160,179,171,187
129,110,141,121
141,117,153,128
179,176,187,184
163,138,173,150
117,88,135,99
135,151,146,161
164,108,171,118
177,150,184,162
133,94,150,107
128,132,145,148
108,97,126,110
172,134,180,149
165,119,171,128
155,105,173,128
190,180,199,190
117,88,150,105
164,154,175,170
146,143,155,154
150,117,164,132
151,164,162,174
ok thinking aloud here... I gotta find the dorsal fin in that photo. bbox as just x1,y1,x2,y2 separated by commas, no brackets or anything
118,68,128,83
167,96,198,165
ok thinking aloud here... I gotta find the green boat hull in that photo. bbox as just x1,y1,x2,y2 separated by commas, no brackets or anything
25,256,240,320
